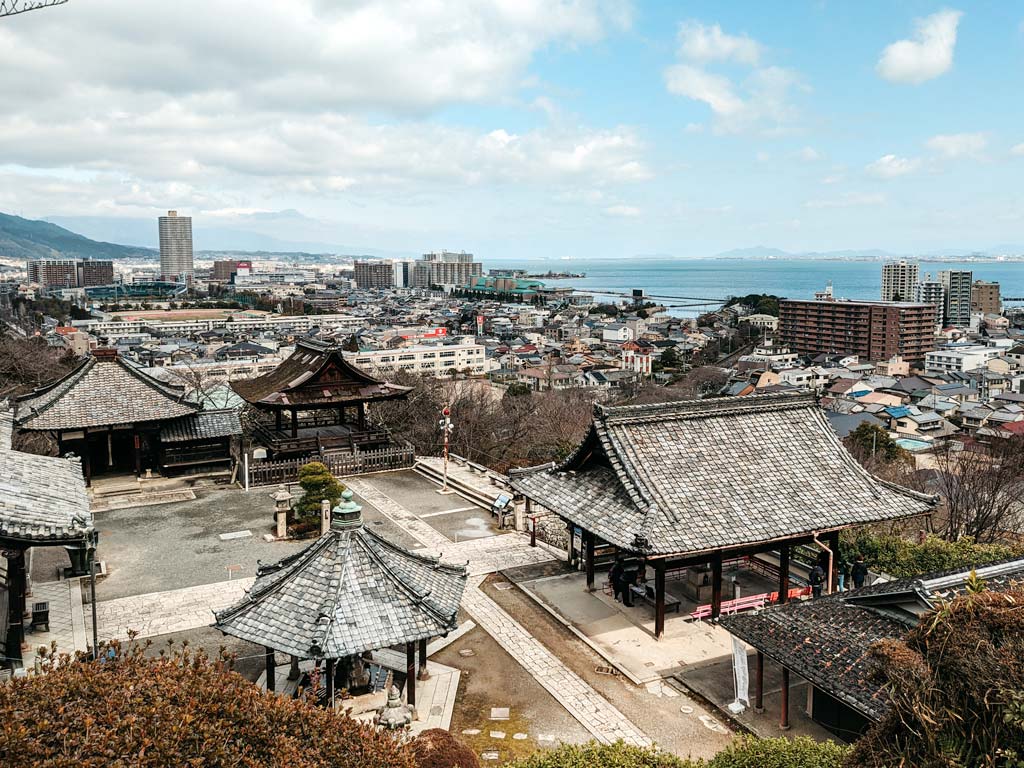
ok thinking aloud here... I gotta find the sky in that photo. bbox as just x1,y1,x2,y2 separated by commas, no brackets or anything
1,1,1023,259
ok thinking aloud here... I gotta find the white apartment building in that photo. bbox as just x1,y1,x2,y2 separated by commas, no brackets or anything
925,345,1002,375
881,260,919,302
73,313,365,339
940,270,973,327
347,343,488,377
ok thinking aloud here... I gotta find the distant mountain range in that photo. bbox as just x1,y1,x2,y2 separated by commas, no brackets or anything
45,214,413,259
714,245,1024,260
3,210,1023,263
0,212,156,261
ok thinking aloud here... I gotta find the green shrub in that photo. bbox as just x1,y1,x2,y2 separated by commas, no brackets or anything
294,461,344,516
842,531,1023,579
503,738,847,768
707,737,846,768
505,741,686,768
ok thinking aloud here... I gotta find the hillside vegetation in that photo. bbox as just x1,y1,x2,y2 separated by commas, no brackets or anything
0,211,155,261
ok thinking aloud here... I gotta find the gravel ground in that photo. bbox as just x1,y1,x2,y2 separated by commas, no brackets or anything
481,574,737,761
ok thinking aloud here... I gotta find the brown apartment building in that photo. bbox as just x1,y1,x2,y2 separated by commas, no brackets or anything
779,299,937,364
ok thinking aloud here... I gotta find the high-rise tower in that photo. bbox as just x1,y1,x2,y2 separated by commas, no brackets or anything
158,210,194,282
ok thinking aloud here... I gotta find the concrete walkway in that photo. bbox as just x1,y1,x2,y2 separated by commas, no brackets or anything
87,473,653,748
346,476,652,747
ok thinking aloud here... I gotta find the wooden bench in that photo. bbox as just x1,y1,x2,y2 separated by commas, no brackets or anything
629,583,682,613
689,586,812,620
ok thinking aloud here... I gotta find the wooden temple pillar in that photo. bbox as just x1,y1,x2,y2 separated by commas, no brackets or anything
275,409,283,432
566,521,575,566
81,428,92,486
780,667,791,730
654,559,666,639
326,659,336,704
710,551,723,621
754,650,764,713
357,404,367,430
418,637,430,680
133,429,142,477
584,530,595,592
4,547,27,668
290,409,299,438
405,641,416,707
778,545,791,605
288,654,300,681
265,647,276,692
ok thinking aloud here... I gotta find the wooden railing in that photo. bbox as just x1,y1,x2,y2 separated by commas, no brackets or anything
246,444,416,486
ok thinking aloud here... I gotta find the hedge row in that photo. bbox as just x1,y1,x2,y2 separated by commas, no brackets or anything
840,532,1023,579
503,738,846,768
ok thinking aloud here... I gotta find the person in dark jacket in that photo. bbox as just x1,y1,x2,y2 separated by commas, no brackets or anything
609,558,624,602
852,555,869,589
809,563,825,598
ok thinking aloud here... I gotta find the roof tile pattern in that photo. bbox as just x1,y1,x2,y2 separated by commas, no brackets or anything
15,355,196,431
0,412,93,543
723,558,1024,720
160,409,242,443
214,524,467,659
511,393,935,556
231,339,411,407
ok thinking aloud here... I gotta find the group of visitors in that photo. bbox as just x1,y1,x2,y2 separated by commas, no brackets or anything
808,553,870,598
608,557,641,607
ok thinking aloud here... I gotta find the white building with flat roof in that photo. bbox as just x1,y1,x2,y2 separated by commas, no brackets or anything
347,343,488,377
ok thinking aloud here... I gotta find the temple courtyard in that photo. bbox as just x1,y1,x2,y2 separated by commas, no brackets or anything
20,469,751,760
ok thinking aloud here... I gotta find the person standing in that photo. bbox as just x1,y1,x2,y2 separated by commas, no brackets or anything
852,555,869,590
837,557,849,592
609,558,624,602
809,562,825,599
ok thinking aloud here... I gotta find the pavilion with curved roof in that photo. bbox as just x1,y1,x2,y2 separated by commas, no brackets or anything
510,392,936,638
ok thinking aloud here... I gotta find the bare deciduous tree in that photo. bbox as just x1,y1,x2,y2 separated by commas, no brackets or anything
932,437,1024,543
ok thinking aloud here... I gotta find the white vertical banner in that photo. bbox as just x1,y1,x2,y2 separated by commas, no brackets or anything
730,637,749,713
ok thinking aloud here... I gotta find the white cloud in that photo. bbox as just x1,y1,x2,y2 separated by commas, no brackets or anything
797,146,822,162
0,0,645,218
665,65,745,116
603,204,640,217
683,122,705,134
866,154,921,178
926,131,987,158
1013,143,1024,156
664,24,801,135
877,9,963,84
676,22,762,65
805,192,886,209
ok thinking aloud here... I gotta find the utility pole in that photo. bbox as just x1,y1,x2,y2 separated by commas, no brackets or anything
439,405,453,493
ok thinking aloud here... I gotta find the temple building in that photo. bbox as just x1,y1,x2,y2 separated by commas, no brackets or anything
722,557,1024,738
1,411,94,670
13,348,238,484
214,490,467,710
231,339,411,460
510,393,936,640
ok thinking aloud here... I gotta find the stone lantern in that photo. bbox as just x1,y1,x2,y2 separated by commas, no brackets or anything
272,485,292,539
376,685,414,730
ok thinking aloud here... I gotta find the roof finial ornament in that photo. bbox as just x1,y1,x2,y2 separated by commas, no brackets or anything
331,489,363,530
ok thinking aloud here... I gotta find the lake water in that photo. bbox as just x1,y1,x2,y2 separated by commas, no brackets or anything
486,258,1024,317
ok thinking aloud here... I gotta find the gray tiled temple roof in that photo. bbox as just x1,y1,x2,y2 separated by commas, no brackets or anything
0,412,93,544
160,409,242,443
722,557,1024,720
214,524,467,659
511,392,936,557
15,351,197,431
231,339,411,407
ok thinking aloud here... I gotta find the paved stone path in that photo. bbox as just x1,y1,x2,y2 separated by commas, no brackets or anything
92,577,254,642
463,580,651,747
89,475,651,747
347,477,652,747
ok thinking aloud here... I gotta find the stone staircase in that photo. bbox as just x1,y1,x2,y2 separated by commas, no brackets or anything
413,455,510,511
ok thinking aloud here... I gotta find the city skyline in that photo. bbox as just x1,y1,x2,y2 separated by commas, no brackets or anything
2,2,1023,259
